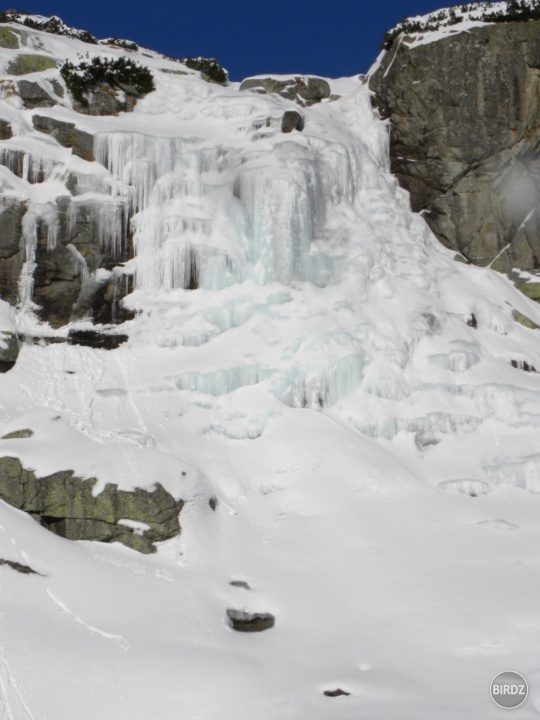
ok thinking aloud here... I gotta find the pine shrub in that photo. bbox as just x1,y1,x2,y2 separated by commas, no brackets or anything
181,57,228,84
60,56,155,104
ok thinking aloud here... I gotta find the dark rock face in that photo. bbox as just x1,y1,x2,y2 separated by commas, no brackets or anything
229,580,250,589
72,129,94,161
369,22,540,273
67,329,128,349
18,80,57,109
0,119,12,140
282,110,304,133
73,82,138,116
0,200,25,259
240,76,330,107
0,183,134,329
0,331,19,373
0,456,184,554
226,609,275,632
32,114,76,147
324,689,351,698
32,116,95,161
0,252,23,307
0,558,40,574
510,359,537,372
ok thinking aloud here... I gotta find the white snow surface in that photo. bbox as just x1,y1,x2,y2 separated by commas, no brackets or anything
0,20,539,719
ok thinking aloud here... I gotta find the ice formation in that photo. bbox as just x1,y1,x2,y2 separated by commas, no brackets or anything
0,17,539,720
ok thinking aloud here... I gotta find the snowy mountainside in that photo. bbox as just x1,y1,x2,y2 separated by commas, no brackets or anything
0,16,539,720
380,0,540,50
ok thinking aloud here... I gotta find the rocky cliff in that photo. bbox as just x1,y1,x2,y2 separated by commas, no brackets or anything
370,16,540,295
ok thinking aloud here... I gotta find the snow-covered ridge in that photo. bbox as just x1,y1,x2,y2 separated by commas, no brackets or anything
0,9,100,44
382,0,540,49
0,9,229,83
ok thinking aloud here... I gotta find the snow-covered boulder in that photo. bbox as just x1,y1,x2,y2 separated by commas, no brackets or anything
240,75,330,106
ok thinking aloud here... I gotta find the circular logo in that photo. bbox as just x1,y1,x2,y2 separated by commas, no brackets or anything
490,671,528,709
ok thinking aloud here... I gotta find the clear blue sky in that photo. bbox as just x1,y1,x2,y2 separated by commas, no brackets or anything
15,0,449,80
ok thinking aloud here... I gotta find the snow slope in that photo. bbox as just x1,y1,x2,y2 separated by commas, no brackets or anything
0,18,540,719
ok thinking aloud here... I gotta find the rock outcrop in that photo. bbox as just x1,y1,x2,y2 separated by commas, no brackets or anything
226,609,275,632
72,82,138,117
7,53,58,75
240,76,330,106
369,21,540,279
0,19,152,334
0,558,40,574
281,110,304,133
0,129,134,329
31,115,94,160
18,79,57,109
323,689,351,698
0,455,184,553
0,331,19,372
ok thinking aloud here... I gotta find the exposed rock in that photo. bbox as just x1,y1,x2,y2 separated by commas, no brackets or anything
324,689,351,697
0,119,12,139
0,252,24,306
0,147,25,178
67,329,129,349
466,314,477,329
48,78,65,98
15,195,134,328
282,110,304,133
0,27,20,49
226,609,275,632
7,54,57,76
512,309,539,329
32,117,95,162
208,496,218,511
32,226,84,328
2,429,33,439
73,82,137,116
162,68,188,76
0,558,40,574
230,580,250,589
0,331,19,373
0,201,25,259
511,359,537,372
72,129,94,161
32,114,76,147
240,76,330,106
0,456,184,554
18,80,56,109
515,279,540,301
369,22,540,275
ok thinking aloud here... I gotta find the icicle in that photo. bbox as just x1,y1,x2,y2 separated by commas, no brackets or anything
18,203,59,309
66,244,89,282
18,209,39,308
47,220,58,250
